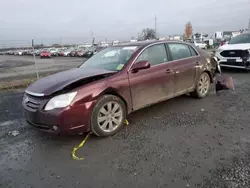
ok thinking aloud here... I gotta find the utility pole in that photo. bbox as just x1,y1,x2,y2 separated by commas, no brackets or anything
32,39,39,79
91,31,94,45
60,36,63,47
248,19,250,31
91,31,94,40
154,14,157,38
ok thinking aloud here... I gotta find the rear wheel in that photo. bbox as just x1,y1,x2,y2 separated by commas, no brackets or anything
91,95,126,136
191,72,211,98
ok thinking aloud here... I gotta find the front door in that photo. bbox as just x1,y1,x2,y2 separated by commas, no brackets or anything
167,43,198,95
128,43,175,110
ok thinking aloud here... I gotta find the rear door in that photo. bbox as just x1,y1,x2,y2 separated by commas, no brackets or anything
128,43,175,110
167,43,200,95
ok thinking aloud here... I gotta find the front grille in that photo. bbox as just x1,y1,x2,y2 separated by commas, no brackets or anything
220,50,247,58
24,94,43,110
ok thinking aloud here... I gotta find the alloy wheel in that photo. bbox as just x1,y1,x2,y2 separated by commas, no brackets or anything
198,73,210,96
97,101,123,133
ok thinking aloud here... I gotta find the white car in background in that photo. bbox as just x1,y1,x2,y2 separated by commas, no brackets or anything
194,41,207,49
215,33,250,69
63,50,72,57
18,50,24,56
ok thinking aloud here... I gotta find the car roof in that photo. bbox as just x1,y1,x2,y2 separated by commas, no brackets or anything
115,40,190,47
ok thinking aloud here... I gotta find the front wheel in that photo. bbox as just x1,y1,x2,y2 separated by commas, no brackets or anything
91,95,126,137
191,72,211,98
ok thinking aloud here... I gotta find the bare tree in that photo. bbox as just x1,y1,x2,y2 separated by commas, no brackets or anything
184,22,193,39
139,28,156,41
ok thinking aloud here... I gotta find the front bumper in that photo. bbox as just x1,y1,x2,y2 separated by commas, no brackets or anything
219,60,250,69
216,50,250,69
23,99,97,135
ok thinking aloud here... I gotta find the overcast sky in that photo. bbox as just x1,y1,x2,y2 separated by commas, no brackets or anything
0,0,249,46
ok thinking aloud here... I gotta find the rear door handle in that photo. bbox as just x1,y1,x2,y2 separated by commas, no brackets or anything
166,69,173,74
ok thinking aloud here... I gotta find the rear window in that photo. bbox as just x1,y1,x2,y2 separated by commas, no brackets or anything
168,43,192,60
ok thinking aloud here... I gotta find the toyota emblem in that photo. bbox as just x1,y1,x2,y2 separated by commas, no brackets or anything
229,52,235,55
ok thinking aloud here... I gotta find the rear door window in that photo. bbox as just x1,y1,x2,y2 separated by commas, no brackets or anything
168,43,192,60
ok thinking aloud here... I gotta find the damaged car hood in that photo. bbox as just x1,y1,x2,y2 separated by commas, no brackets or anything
26,68,115,96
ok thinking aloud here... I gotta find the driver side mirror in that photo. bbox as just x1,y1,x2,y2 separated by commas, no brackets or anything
131,60,150,73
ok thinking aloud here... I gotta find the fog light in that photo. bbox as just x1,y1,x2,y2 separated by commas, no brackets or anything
52,126,58,131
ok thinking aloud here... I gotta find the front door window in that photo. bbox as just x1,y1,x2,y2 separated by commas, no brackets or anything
136,44,169,66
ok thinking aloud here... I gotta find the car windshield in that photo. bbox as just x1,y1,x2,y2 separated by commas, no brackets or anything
79,46,139,71
229,33,250,44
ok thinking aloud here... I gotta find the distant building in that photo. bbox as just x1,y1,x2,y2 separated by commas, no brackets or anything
112,40,119,46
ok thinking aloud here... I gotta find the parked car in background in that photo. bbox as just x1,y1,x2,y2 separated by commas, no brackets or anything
74,49,86,57
83,50,95,58
58,50,66,56
63,49,72,57
23,40,220,137
75,49,85,57
193,41,207,49
40,50,51,58
34,49,42,56
215,32,250,69
50,49,61,56
70,49,78,57
82,47,98,58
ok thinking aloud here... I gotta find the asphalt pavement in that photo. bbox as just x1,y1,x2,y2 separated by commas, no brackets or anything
1,69,250,188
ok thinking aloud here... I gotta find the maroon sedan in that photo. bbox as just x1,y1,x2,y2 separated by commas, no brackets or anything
40,51,51,58
23,40,220,136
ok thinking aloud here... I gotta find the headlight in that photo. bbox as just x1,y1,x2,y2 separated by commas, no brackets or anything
44,92,77,111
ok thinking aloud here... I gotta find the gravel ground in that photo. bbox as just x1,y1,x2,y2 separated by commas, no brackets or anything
0,69,250,188
0,60,34,68
0,55,85,81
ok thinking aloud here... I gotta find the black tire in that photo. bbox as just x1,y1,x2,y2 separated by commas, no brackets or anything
190,72,211,99
91,95,126,137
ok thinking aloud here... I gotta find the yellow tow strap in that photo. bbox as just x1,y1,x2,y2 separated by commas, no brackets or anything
72,119,129,160
124,119,129,125
71,132,91,160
